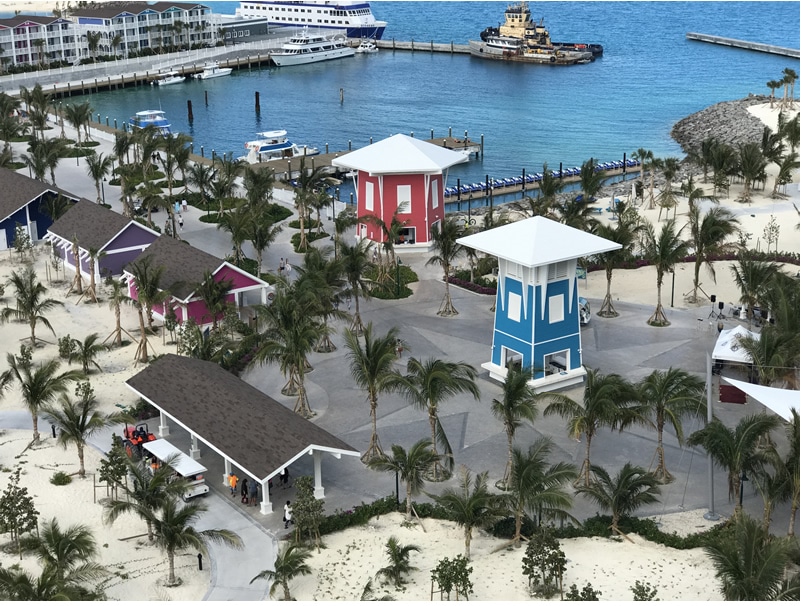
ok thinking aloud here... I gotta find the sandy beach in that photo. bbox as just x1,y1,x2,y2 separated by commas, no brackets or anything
0,1,58,14
0,98,797,599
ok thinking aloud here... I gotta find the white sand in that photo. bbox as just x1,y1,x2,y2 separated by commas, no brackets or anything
290,511,723,601
0,252,206,599
0,1,59,14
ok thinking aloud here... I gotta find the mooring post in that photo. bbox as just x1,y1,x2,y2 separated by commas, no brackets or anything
187,99,194,123
623,152,627,174
255,91,260,113
480,134,484,159
205,90,208,106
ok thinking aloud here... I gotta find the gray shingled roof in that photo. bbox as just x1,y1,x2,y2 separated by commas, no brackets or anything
70,2,209,19
47,199,131,251
0,168,70,222
125,355,359,482
125,235,222,301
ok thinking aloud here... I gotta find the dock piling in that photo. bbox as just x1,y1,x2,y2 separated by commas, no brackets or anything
187,100,194,123
255,91,260,114
205,90,208,107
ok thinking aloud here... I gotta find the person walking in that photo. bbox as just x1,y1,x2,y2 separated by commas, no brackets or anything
249,480,259,506
240,477,249,503
178,214,184,231
228,472,239,497
279,467,290,489
284,500,294,529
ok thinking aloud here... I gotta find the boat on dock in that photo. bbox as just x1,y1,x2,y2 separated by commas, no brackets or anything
477,1,603,60
469,38,592,65
270,28,355,67
151,70,185,86
242,129,320,163
129,110,172,136
196,61,233,79
355,39,379,53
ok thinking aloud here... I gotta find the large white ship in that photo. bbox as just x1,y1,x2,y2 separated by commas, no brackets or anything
235,1,387,39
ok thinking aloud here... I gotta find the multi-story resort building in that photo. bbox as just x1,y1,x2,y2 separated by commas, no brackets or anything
0,2,217,70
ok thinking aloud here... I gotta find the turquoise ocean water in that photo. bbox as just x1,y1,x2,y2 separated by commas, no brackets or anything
73,1,799,199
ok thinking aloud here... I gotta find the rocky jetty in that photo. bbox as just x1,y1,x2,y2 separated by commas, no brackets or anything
670,95,773,155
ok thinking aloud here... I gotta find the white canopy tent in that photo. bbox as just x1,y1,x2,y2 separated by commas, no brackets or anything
712,325,760,364
722,377,800,422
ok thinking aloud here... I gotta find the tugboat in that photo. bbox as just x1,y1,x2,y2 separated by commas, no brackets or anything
480,1,603,58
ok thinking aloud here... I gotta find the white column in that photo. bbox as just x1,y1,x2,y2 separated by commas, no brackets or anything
223,459,231,486
189,434,201,460
158,411,170,437
259,479,273,515
313,450,324,499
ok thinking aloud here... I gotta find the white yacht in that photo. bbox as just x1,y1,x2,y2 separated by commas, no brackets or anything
129,110,172,136
243,129,319,163
196,61,233,79
151,71,185,86
235,1,387,39
355,38,378,53
270,27,355,66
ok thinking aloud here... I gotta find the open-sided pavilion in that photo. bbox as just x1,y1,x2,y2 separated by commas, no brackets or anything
125,354,360,515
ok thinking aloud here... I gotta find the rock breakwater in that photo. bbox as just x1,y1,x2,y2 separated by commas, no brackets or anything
670,95,773,155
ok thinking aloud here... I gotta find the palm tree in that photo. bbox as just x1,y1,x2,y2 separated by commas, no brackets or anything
772,152,799,198
501,438,577,548
490,365,544,487
375,536,420,589
343,323,403,462
705,514,797,600
127,256,165,362
293,160,330,251
295,245,346,352
427,219,464,316
340,238,375,334
642,219,688,326
68,332,108,374
43,383,126,477
0,353,83,443
656,157,681,220
242,164,276,212
250,541,312,601
636,368,705,483
21,518,105,586
187,161,216,211
0,567,88,601
544,369,639,486
730,256,779,325
85,30,102,62
21,140,49,182
39,193,72,224
396,357,479,480
63,102,92,147
105,278,134,347
245,211,283,277
0,267,63,345
429,467,503,560
217,205,250,265
687,205,740,304
687,414,781,517
737,142,768,203
367,439,440,520
85,152,113,205
151,495,243,586
361,210,408,266
737,330,799,387
591,205,642,317
785,410,799,536
194,269,232,331
101,454,189,542
631,147,653,190
575,463,661,537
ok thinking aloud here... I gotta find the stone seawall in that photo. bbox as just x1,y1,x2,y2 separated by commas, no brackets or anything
670,95,774,155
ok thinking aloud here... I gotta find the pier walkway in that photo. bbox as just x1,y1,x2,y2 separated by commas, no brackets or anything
686,32,799,58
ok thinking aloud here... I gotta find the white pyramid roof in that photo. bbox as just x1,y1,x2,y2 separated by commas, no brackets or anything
331,133,468,175
457,216,621,267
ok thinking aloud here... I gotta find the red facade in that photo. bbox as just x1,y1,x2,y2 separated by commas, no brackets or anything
355,172,445,246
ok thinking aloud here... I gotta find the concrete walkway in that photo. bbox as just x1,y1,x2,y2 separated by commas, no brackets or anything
2,119,798,600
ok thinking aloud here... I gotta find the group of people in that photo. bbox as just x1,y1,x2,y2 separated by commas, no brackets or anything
278,257,293,278
228,472,259,507
226,468,292,512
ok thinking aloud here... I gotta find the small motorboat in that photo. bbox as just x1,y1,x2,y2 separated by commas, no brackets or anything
152,70,185,86
242,129,319,164
196,61,232,80
129,110,171,136
355,39,379,54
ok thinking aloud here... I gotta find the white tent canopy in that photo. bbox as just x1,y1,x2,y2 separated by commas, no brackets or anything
722,378,800,422
712,325,760,364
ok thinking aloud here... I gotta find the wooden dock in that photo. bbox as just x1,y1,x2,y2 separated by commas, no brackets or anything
686,32,799,58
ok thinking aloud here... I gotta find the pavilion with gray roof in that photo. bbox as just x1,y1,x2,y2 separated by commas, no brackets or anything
126,354,360,514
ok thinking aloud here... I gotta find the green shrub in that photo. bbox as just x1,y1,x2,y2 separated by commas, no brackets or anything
288,218,320,230
291,231,330,252
75,140,100,148
50,471,72,486
58,334,76,360
318,496,399,536
476,256,498,276
61,147,96,158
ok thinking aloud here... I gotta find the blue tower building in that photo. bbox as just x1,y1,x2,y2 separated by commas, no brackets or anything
457,217,620,392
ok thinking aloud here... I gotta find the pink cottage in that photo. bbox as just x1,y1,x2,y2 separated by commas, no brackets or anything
332,134,467,248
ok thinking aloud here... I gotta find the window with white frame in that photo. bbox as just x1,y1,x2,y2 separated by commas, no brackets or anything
548,294,565,323
431,181,439,209
507,292,522,322
365,181,374,211
397,184,411,214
